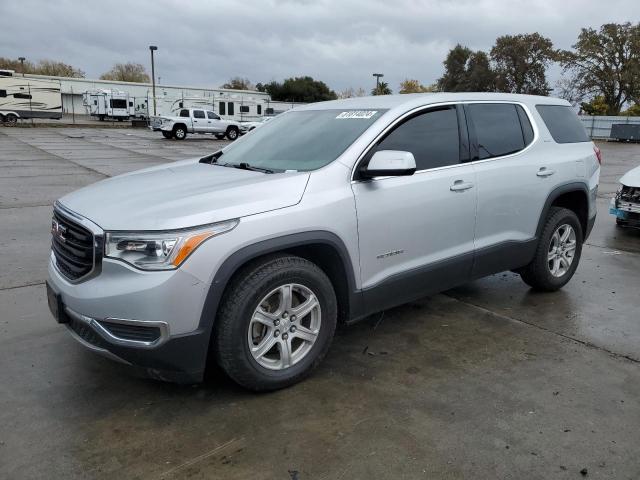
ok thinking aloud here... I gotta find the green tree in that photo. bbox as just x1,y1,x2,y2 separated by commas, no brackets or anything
437,45,495,92
371,81,392,95
0,57,84,77
221,77,254,90
490,33,555,95
558,22,640,115
258,76,337,102
580,96,609,115
100,63,150,83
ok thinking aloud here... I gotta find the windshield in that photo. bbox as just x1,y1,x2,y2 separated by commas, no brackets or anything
219,109,386,171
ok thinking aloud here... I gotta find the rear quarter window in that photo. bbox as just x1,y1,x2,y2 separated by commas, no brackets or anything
536,105,589,143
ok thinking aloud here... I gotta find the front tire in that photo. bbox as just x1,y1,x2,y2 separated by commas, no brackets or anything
215,255,337,391
520,207,583,291
161,131,173,139
4,113,18,125
173,125,187,140
214,133,225,140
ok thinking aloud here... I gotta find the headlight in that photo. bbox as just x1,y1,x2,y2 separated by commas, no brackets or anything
104,219,238,270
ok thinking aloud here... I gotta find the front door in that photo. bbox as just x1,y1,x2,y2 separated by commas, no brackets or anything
351,105,477,313
207,111,225,133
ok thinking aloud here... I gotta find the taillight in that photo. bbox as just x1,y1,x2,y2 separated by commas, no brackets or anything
593,144,602,165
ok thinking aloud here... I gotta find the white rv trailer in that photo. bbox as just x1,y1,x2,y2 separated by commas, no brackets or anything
0,70,62,123
83,89,131,121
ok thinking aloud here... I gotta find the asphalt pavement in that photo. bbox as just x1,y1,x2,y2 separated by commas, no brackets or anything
1,127,639,479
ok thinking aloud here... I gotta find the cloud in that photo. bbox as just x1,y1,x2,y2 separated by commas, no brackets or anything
1,0,638,93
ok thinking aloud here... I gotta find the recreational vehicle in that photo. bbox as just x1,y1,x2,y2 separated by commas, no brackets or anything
0,71,62,123
83,89,131,121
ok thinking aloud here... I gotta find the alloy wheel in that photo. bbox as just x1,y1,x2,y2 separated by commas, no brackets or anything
547,223,577,277
247,283,321,370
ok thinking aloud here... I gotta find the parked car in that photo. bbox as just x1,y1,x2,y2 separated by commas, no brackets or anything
610,165,640,228
47,93,600,391
241,116,274,132
156,108,247,140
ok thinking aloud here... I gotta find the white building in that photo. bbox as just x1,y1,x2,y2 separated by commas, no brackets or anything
18,73,299,121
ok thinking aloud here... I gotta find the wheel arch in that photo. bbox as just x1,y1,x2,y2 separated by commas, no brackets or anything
535,182,590,241
198,231,361,335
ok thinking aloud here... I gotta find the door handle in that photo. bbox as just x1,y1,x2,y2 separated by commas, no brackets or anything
537,167,555,177
450,180,474,192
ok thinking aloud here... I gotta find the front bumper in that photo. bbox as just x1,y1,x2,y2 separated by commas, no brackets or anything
47,254,212,383
610,197,640,228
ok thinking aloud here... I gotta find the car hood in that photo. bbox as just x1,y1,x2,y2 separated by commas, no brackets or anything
59,158,310,230
620,165,640,187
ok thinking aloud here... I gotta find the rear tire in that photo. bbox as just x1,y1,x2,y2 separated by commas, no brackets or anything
226,127,239,141
4,113,18,125
215,255,337,391
520,207,583,291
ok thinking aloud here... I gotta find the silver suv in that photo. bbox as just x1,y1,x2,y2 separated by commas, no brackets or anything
47,93,600,390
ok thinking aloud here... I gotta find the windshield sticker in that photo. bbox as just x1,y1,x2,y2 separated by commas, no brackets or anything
336,110,378,119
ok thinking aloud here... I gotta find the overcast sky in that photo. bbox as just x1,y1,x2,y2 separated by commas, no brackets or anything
1,0,639,93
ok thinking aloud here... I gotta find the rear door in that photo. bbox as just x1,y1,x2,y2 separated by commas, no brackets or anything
192,109,206,132
465,102,548,276
352,105,477,310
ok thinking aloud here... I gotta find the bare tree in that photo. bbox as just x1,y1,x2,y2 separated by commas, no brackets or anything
221,77,255,90
338,87,367,98
100,63,150,83
0,57,84,77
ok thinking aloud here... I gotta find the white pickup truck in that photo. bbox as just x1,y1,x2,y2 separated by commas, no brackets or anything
154,108,247,140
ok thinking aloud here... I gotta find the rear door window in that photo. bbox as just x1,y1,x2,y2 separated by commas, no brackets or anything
371,106,460,170
193,110,205,119
466,103,526,160
536,105,590,143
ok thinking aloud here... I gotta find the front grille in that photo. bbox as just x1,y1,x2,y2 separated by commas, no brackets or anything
97,321,162,343
51,211,94,281
620,185,640,203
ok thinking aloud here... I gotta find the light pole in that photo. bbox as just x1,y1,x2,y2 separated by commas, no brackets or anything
149,46,158,116
373,73,384,94
18,57,26,76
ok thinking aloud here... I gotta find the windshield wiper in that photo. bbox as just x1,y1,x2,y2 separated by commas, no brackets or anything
199,150,223,164
231,162,274,174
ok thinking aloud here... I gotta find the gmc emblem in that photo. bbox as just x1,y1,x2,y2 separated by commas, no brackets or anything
51,218,67,243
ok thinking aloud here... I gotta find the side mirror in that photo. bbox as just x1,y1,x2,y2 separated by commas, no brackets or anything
362,150,417,178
